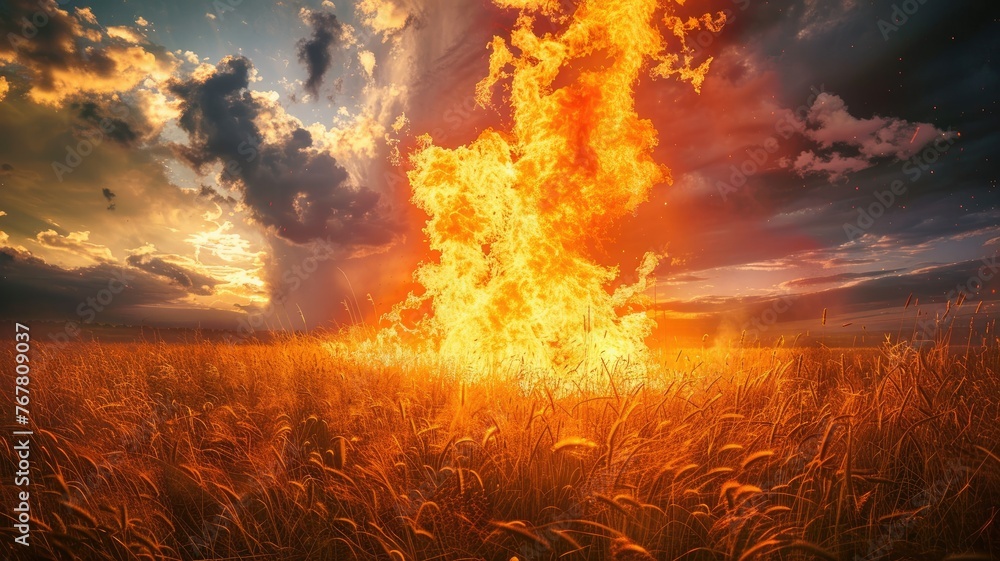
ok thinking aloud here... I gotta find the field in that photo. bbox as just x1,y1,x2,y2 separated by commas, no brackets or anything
2,335,998,560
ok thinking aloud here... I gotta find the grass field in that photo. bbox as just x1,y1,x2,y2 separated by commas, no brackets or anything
1,335,998,560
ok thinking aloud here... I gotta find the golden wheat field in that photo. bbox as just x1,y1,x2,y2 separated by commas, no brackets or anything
1,335,998,561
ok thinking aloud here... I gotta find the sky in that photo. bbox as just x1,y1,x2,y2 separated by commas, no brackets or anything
0,0,997,343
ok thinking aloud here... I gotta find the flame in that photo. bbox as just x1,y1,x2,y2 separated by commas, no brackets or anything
381,0,724,371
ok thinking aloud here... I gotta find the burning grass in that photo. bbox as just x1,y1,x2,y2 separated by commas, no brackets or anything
1,336,998,560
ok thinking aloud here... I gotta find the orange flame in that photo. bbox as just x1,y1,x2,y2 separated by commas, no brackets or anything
382,0,724,371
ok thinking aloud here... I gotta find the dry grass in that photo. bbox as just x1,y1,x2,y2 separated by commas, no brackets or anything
1,335,998,560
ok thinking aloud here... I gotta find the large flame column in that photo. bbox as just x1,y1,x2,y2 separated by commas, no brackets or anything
383,0,724,372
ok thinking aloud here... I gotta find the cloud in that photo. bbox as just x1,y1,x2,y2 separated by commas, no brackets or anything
102,188,116,211
0,0,176,106
359,50,376,80
198,185,238,207
809,258,1000,312
185,221,262,264
105,26,143,44
0,247,240,325
308,109,386,162
74,7,98,25
297,11,342,98
792,93,955,181
70,91,178,149
74,101,140,146
357,0,413,37
169,56,397,246
125,252,218,296
672,274,710,282
0,76,8,101
861,209,1000,253
792,150,870,181
795,0,858,40
0,58,278,317
655,257,1000,339
783,268,905,288
32,230,114,264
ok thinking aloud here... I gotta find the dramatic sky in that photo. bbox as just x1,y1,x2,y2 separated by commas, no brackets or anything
0,0,997,342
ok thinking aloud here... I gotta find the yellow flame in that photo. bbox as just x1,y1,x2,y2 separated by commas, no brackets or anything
381,0,723,371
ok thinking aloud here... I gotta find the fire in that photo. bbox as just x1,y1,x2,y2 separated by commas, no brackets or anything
381,0,724,371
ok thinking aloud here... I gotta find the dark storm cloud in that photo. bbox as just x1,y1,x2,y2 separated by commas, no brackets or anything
778,258,1000,323
169,56,396,245
628,0,999,279
792,167,997,253
657,257,1000,329
125,254,218,296
858,208,1000,250
0,247,213,321
297,11,341,99
728,0,998,198
784,269,906,288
